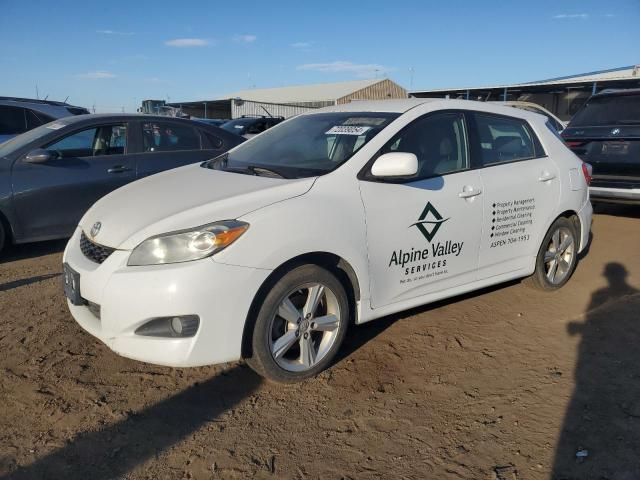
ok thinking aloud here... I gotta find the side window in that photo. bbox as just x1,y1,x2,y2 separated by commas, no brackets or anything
202,131,223,149
46,125,127,158
25,109,49,130
246,121,266,134
381,112,469,179
142,122,200,152
0,106,27,135
474,114,537,166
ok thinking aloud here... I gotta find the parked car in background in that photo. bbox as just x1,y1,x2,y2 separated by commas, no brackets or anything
562,89,640,204
221,115,284,139
193,118,228,127
62,99,591,382
0,114,244,252
498,101,566,132
0,97,89,144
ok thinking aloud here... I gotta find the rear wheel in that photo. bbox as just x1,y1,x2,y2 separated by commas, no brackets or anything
526,216,578,290
247,265,349,383
0,221,5,255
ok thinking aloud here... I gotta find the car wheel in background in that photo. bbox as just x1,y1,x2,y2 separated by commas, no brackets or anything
526,216,578,291
247,265,349,383
0,221,5,254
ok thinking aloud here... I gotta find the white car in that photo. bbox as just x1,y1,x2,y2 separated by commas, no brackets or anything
63,99,592,382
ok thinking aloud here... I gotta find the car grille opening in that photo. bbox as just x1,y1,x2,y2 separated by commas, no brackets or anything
80,232,115,264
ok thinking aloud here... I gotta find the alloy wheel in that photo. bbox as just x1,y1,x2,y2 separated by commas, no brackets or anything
543,226,575,285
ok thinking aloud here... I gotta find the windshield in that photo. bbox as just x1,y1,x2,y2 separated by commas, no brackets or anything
220,118,254,135
207,112,398,178
570,94,640,127
0,120,67,158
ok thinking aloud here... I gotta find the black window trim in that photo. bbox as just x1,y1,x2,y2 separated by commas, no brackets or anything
468,111,547,169
357,109,473,184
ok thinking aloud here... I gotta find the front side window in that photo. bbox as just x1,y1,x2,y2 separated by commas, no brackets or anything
46,124,127,158
142,122,200,152
209,112,399,178
474,113,537,166
0,106,27,135
379,112,469,179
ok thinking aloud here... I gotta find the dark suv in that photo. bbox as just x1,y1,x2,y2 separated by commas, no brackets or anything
221,115,284,139
0,97,90,144
562,89,640,204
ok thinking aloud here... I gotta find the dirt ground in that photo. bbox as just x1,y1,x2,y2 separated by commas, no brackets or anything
1,204,639,480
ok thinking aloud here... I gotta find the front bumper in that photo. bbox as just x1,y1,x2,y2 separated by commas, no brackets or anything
63,228,271,367
577,200,593,253
590,186,640,204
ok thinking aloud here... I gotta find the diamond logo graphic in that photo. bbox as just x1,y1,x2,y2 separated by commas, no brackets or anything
410,202,449,242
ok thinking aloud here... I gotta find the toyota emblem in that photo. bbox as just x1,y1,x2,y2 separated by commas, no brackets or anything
90,222,102,238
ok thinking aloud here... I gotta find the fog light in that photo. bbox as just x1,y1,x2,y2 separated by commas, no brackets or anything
135,315,200,338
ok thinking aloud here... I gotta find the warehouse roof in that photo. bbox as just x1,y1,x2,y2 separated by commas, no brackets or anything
410,65,640,95
220,79,384,103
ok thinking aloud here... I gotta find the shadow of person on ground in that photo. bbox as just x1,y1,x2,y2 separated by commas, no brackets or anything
552,263,640,479
2,365,262,480
0,273,61,292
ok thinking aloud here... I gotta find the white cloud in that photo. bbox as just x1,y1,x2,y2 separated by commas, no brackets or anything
291,42,311,48
233,34,257,44
297,61,392,78
97,29,134,35
552,13,589,19
165,38,210,47
77,70,117,79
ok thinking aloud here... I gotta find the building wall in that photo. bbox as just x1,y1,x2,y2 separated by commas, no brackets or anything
337,79,407,104
231,99,331,119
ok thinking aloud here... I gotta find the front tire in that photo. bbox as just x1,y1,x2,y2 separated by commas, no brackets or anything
0,221,5,255
246,264,349,383
526,216,578,291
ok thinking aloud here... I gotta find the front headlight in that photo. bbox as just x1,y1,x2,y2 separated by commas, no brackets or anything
128,220,249,266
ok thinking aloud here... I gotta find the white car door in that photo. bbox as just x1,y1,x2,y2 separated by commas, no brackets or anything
358,111,484,309
471,112,561,279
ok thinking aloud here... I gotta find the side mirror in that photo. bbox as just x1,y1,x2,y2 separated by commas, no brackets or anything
24,148,54,164
371,152,418,178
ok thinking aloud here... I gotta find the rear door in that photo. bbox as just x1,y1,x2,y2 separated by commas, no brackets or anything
471,112,560,279
132,120,228,178
11,122,135,240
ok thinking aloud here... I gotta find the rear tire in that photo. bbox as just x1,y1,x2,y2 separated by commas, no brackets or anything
246,264,349,383
0,221,5,255
526,216,578,291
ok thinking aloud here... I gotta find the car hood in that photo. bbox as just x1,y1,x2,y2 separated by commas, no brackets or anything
79,163,315,250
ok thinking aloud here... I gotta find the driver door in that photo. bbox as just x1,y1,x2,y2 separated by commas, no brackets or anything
358,111,484,309
12,123,135,240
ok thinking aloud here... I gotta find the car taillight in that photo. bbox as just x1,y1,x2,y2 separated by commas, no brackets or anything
565,140,586,148
581,162,592,186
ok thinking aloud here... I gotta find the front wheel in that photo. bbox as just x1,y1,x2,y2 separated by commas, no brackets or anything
247,265,349,383
526,216,578,290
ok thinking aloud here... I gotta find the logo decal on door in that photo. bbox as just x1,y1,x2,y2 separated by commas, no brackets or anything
410,202,449,242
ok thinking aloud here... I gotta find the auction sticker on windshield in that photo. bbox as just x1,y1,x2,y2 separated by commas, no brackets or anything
325,125,372,135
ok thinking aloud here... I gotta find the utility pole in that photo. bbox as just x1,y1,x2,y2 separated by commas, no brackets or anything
409,67,415,91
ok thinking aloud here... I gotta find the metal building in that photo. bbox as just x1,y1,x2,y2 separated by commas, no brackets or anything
409,65,640,121
166,78,407,120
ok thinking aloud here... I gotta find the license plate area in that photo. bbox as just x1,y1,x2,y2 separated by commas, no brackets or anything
63,263,84,306
602,141,630,155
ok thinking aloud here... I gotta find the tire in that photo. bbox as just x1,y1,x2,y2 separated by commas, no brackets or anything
526,216,579,291
0,221,5,255
246,264,350,383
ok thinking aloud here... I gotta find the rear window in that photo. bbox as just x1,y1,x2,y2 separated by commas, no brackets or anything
570,94,640,127
474,113,540,166
0,106,27,135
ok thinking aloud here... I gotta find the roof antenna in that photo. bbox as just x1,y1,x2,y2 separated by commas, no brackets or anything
64,96,69,103
260,105,273,118
43,94,49,101
35,85,39,100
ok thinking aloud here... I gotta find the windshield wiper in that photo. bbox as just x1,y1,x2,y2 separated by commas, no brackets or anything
246,165,286,178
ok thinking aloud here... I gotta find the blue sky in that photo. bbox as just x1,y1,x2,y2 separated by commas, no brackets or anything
0,0,638,112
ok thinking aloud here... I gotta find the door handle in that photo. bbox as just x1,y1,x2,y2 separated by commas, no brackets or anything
107,165,132,174
538,171,556,182
458,186,482,198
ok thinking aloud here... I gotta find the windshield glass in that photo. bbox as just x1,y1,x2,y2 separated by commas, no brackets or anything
208,112,399,178
0,120,67,158
220,118,254,135
570,94,640,127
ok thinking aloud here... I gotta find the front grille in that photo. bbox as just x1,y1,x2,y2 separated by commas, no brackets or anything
80,232,115,264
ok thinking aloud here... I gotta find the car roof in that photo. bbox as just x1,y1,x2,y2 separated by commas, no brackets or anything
313,98,546,122
592,87,640,98
53,113,212,125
